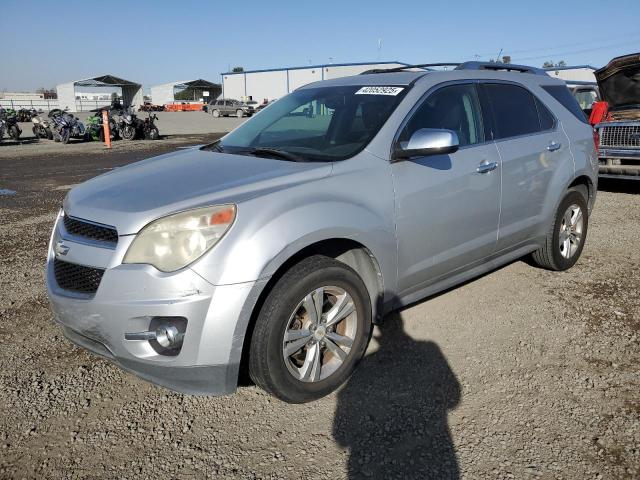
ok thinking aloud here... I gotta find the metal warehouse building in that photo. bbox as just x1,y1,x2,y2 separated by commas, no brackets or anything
221,61,409,102
150,79,222,105
56,74,143,112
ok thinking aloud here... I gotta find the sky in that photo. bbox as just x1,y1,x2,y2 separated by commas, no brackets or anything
1,0,640,92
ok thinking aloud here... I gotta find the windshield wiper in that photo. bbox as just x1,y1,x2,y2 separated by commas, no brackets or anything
248,148,307,162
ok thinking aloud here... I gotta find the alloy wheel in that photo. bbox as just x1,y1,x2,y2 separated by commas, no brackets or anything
559,203,583,259
282,286,358,383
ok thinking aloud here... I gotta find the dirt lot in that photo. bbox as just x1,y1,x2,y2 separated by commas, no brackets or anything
0,139,638,479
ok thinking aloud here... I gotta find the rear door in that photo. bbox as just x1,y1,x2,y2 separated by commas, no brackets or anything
480,82,567,250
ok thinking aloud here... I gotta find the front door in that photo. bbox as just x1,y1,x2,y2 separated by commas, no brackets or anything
392,83,501,295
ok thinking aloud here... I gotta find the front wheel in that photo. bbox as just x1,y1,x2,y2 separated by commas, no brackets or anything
211,109,220,118
122,125,136,140
531,190,589,271
249,255,372,403
146,127,159,140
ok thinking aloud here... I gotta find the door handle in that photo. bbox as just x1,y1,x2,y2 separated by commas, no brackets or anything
547,141,561,152
476,160,498,174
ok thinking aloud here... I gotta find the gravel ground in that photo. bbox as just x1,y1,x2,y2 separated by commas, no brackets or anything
0,141,638,479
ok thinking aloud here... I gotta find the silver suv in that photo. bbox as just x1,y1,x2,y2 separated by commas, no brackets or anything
207,99,255,118
47,62,598,403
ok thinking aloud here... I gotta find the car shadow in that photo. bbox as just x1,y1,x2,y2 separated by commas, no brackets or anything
333,312,461,479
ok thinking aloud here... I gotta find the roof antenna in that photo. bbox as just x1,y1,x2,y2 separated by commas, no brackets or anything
377,38,382,61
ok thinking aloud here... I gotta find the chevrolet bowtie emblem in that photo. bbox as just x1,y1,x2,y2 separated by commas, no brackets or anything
55,240,70,256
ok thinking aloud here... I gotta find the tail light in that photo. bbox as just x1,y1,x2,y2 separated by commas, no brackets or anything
592,128,599,156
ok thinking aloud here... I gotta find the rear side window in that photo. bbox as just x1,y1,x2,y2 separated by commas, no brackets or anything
542,85,589,124
483,84,541,139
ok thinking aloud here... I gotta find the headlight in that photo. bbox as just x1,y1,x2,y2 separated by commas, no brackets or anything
123,205,236,272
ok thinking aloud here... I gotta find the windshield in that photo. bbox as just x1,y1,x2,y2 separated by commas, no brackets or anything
217,85,409,161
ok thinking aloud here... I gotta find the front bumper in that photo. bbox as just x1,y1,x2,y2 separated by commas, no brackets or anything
46,212,261,395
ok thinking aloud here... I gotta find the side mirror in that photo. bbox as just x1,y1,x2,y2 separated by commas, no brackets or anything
393,128,459,160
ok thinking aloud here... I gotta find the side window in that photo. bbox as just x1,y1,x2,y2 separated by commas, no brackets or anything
484,83,541,139
400,84,484,147
542,85,589,123
535,97,556,131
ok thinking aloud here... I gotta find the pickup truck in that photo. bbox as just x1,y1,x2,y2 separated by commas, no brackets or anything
595,53,640,180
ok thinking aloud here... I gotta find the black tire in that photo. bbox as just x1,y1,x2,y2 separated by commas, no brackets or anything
10,125,20,140
32,126,39,137
146,127,159,140
249,255,372,403
98,128,105,142
531,190,589,271
45,127,53,140
122,125,136,140
61,129,70,144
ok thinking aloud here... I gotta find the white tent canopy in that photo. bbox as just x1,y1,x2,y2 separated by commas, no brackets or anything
56,74,143,112
150,79,222,105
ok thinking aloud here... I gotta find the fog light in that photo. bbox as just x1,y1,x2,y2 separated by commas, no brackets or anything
124,316,187,356
155,325,183,348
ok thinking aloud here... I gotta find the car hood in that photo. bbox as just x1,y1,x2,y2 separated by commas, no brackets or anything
64,147,332,235
595,53,640,109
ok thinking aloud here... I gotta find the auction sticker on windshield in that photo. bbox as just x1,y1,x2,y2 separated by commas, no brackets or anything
355,86,404,96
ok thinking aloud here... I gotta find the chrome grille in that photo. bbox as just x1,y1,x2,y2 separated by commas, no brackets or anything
600,125,640,148
63,214,118,245
53,259,104,294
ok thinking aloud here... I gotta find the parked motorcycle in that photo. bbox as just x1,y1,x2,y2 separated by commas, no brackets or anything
142,113,160,140
31,114,54,139
88,107,120,141
49,108,87,143
114,110,139,140
1,108,22,140
17,108,38,122
0,119,5,143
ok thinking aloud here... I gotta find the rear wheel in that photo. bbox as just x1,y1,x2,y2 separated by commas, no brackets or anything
10,125,20,140
60,129,70,144
45,127,53,140
236,109,244,118
531,190,588,271
249,256,372,403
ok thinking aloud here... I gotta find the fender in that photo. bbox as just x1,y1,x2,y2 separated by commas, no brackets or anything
191,153,398,291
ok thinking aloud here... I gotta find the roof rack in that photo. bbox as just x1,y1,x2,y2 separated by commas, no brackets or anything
360,63,461,74
360,61,547,76
456,61,548,75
